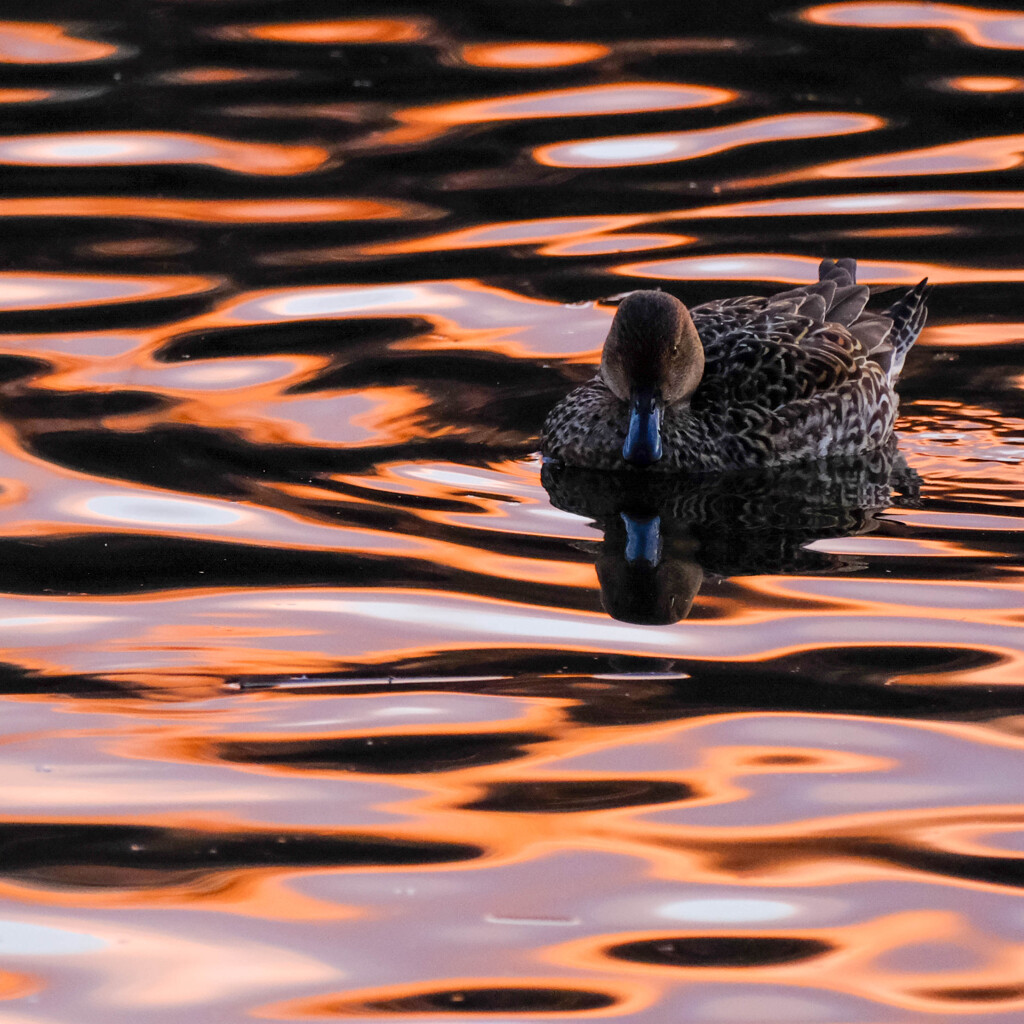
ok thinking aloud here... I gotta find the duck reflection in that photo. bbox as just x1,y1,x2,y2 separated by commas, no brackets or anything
542,443,919,625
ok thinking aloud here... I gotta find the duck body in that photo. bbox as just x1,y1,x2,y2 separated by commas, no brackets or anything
541,258,929,472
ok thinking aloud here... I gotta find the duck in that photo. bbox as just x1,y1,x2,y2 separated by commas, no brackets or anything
541,258,929,472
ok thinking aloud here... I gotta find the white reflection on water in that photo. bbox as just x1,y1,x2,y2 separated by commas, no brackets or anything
659,898,795,923
86,356,303,391
5,585,1024,679
271,283,457,317
259,594,687,648
621,252,1024,284
538,112,879,168
804,2,1024,51
225,279,611,358
571,138,681,161
674,190,1024,218
0,131,327,174
0,614,112,631
0,920,107,955
0,271,210,308
15,477,425,554
85,494,244,527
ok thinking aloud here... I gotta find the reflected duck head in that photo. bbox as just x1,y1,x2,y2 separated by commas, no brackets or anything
599,291,704,468
597,513,703,624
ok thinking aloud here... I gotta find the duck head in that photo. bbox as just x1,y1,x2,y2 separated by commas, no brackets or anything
599,291,704,467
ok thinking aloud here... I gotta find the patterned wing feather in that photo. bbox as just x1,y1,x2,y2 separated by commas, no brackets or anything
692,312,869,415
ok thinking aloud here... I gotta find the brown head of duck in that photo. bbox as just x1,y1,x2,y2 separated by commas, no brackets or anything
599,291,704,468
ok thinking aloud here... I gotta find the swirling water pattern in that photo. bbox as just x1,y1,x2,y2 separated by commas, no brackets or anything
0,1,1023,1020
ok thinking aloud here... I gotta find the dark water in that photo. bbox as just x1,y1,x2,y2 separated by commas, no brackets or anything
1,1,1024,1020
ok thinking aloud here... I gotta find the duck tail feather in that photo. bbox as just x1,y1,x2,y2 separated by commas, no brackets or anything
767,278,836,321
883,278,930,381
852,314,893,356
828,283,870,326
803,294,829,321
815,258,873,325
818,257,858,286
836,257,858,281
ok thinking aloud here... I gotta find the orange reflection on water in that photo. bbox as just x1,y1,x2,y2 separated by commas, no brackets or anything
730,576,1024,684
618,252,1024,284
160,66,264,84
157,66,297,85
427,543,594,589
535,112,881,168
843,568,1000,626
461,41,609,68
887,509,1024,533
36,689,1016,1020
0,132,328,176
943,74,1024,91
547,910,1024,1017
671,190,1024,218
40,915,336,1014
820,133,1024,178
213,279,612,360
0,271,218,310
745,574,1024,615
241,386,433,448
542,233,688,257
0,970,37,1002
267,976,647,1020
210,586,1024,680
362,214,658,256
237,18,429,44
843,224,959,241
369,82,735,151
406,82,734,127
0,461,438,558
917,322,1024,346
347,461,599,542
807,535,1000,557
0,21,118,63
0,87,52,103
803,2,1024,50
0,327,155,362
79,355,314,395
89,237,194,259
0,195,418,224
899,398,1024,454
901,452,1024,496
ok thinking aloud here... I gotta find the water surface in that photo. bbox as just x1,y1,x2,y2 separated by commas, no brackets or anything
1,1,1024,1021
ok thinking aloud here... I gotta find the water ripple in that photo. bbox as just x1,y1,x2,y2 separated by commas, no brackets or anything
0,132,329,175
535,112,881,168
803,2,1024,51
